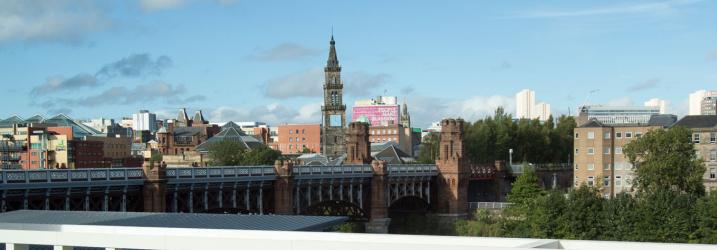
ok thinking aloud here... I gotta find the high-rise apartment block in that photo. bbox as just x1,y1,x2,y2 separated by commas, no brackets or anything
689,90,717,115
644,98,668,114
515,89,551,121
132,110,157,133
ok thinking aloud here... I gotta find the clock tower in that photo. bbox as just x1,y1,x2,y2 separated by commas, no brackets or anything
321,35,346,157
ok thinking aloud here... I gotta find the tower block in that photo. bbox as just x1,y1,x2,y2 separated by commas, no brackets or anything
435,118,469,217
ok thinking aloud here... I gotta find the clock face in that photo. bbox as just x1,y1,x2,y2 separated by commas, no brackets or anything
330,115,342,127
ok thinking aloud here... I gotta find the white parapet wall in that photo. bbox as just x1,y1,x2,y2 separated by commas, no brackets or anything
1,223,717,250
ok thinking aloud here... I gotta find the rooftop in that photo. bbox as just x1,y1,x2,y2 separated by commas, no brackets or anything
672,115,717,129
0,210,346,232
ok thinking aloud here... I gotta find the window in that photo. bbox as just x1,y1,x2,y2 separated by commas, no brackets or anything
615,176,622,186
295,129,299,134
588,164,595,170
604,132,611,139
711,133,716,144
636,132,643,138
603,163,611,170
575,148,579,155
587,148,594,155
302,138,306,142
575,133,579,139
289,130,293,134
625,132,633,138
615,147,623,154
711,168,716,180
587,176,594,186
302,129,305,134
604,147,611,154
31,143,41,149
289,138,293,142
615,162,623,170
711,150,717,162
616,132,622,139
574,164,578,170
694,133,701,144
604,176,610,187
587,132,595,139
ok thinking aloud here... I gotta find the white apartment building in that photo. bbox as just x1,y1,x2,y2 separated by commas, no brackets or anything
515,89,551,121
644,98,667,114
689,90,717,115
132,110,157,132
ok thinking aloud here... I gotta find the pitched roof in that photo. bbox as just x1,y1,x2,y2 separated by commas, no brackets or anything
578,119,606,128
194,127,263,152
43,114,101,138
0,115,24,127
24,114,45,123
174,127,202,136
672,115,717,129
648,114,678,128
371,143,414,164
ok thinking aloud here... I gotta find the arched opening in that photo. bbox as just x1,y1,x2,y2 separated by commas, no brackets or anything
388,196,441,235
305,200,368,222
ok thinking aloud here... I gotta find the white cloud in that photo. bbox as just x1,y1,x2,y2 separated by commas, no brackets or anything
607,97,634,106
248,43,321,62
514,0,702,19
0,0,110,43
139,0,184,11
407,95,515,128
209,102,322,126
263,68,389,99
628,78,660,92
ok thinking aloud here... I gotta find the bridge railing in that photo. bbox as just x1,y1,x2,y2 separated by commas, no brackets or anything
468,202,512,210
293,165,373,177
387,164,438,176
165,166,276,179
1,168,145,184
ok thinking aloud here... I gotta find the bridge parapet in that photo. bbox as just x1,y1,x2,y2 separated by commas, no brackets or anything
386,164,437,177
165,166,276,184
1,168,145,189
293,165,373,180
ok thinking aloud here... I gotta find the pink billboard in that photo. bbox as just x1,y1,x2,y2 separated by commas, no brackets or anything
352,105,400,126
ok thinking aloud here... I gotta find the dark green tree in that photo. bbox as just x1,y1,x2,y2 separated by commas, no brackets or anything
600,193,639,241
624,126,705,196
207,140,246,166
695,192,717,243
556,185,604,240
529,190,567,239
241,145,282,165
417,132,440,164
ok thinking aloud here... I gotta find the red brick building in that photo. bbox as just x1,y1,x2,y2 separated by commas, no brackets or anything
273,124,321,155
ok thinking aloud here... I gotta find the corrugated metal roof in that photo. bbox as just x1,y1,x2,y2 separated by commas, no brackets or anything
0,210,347,232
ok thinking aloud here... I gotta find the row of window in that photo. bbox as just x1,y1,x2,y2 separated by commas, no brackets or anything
371,129,398,135
577,131,643,140
700,150,717,162
288,137,307,142
692,133,717,144
371,137,398,143
288,129,306,135
576,147,624,155
576,162,634,171
583,176,631,187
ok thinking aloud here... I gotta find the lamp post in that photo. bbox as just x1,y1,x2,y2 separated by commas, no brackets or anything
509,148,513,166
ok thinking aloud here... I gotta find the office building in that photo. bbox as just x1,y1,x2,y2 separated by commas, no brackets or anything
576,105,660,126
689,90,717,115
132,110,157,133
274,124,321,155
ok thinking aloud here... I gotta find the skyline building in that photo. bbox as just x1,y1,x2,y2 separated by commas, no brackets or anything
321,35,346,157
644,98,668,114
515,89,551,121
689,90,717,115
577,105,661,126
132,110,157,133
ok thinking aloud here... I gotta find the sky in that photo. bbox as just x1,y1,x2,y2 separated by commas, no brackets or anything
1,0,716,128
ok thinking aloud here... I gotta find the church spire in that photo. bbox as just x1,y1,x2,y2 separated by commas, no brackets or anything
326,35,339,69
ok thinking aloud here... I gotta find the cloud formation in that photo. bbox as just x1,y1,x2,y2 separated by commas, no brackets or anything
0,0,110,43
209,102,322,125
248,43,321,62
607,97,634,106
627,78,660,92
407,95,515,128
40,82,203,109
30,53,173,96
513,0,702,18
262,68,389,99
138,0,237,11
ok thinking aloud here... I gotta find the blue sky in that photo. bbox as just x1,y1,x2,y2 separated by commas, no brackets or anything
1,0,716,128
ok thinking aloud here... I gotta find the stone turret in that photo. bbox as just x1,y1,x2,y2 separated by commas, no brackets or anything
435,118,469,217
273,160,294,215
345,122,371,164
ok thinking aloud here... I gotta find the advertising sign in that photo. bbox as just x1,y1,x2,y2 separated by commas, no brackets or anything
352,105,400,126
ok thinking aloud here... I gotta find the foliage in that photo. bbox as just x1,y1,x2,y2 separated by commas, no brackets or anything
207,141,281,166
455,209,502,237
695,192,717,243
463,108,576,164
624,126,705,196
417,132,440,164
301,147,316,154
506,165,544,211
389,214,455,235
149,150,163,168
334,222,365,233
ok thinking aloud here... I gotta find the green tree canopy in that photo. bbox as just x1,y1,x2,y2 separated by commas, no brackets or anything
624,126,705,196
207,140,246,166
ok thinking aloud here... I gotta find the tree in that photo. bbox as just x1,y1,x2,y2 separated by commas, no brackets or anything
529,190,567,239
242,145,282,165
207,140,246,166
600,193,639,241
556,185,604,240
502,166,544,237
417,132,440,164
695,192,717,243
455,209,502,237
624,126,705,196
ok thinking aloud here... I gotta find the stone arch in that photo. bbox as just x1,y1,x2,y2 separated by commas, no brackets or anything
304,200,368,222
388,196,430,213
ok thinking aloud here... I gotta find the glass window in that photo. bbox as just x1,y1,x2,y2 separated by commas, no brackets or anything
575,148,579,155
588,164,595,170
587,176,594,186
711,150,717,162
625,132,633,138
615,176,622,186
604,132,611,139
604,176,610,187
574,164,578,170
711,168,716,180
616,132,622,139
615,147,623,154
587,132,595,139
615,162,623,170
289,138,293,142
604,147,611,154
694,133,701,144
587,148,594,155
603,163,611,170
711,133,716,144
575,133,579,139
636,132,643,138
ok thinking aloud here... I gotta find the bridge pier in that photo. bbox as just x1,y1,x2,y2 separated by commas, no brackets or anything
435,119,469,219
142,161,167,212
367,160,390,234
274,160,294,215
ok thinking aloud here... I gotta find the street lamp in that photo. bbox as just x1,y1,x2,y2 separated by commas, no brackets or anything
509,148,513,166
